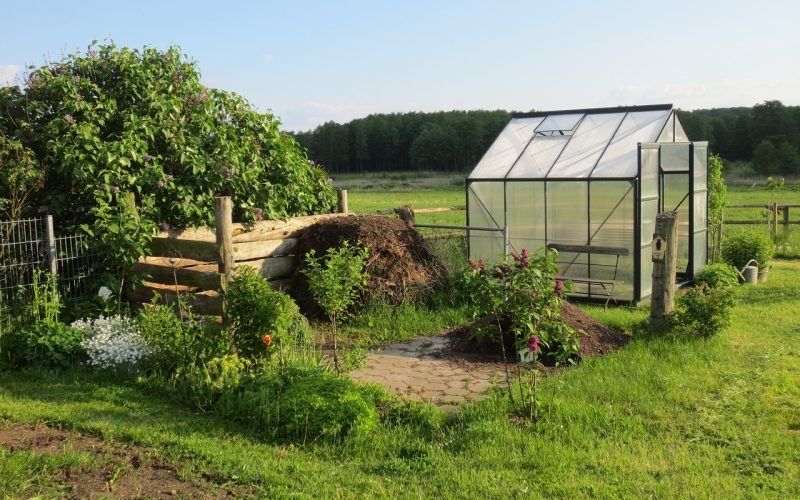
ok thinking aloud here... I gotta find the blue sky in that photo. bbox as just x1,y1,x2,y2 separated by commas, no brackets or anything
2,0,799,131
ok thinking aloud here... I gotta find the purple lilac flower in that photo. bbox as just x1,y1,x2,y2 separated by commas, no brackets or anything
63,114,75,124
554,279,564,296
528,336,540,353
157,180,165,189
197,318,206,324
308,159,316,166
159,222,170,231
197,89,208,102
88,48,98,58
27,76,40,87
253,208,264,221
112,185,120,193
143,154,153,162
72,75,81,83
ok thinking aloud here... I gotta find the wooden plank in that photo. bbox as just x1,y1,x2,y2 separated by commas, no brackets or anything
415,205,466,214
723,220,770,225
138,256,211,268
131,261,222,290
727,204,770,209
546,243,629,256
232,238,296,261
127,286,223,315
231,213,351,243
234,256,296,280
149,237,218,262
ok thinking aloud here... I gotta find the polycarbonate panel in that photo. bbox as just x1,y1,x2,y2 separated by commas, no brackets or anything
641,199,659,245
658,112,675,142
548,113,626,178
591,110,670,178
660,143,690,171
468,181,506,261
469,117,543,179
546,181,588,246
694,145,707,190
663,173,690,274
506,181,546,254
694,191,707,230
693,231,707,276
536,113,584,133
640,147,659,199
506,135,569,178
674,118,689,142
588,181,635,301
640,245,653,298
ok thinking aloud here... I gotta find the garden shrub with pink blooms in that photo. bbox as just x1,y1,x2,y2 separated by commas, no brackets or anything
0,43,335,272
462,248,581,365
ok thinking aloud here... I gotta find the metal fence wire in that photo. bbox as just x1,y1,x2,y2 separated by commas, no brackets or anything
0,216,102,306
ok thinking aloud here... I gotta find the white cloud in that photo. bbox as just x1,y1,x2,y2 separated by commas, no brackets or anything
0,64,21,86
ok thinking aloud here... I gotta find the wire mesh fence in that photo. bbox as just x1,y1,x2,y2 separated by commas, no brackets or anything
0,216,103,325
418,227,469,275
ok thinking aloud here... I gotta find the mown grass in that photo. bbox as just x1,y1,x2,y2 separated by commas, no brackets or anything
0,441,96,496
1,261,799,497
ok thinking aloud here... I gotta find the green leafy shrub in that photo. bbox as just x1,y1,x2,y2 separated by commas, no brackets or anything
0,43,335,271
722,230,774,270
225,266,300,358
694,262,739,288
670,283,735,338
137,303,229,374
2,322,86,369
301,241,369,375
172,353,254,411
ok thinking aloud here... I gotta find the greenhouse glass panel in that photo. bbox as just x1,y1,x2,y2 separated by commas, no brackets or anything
548,112,625,178
468,182,505,261
537,113,583,133
588,181,634,300
661,143,690,171
674,119,689,142
641,145,659,199
469,117,543,179
663,174,690,274
507,135,569,178
591,110,670,178
547,181,589,291
693,231,707,276
506,182,545,254
694,145,707,190
694,191,707,230
658,112,675,142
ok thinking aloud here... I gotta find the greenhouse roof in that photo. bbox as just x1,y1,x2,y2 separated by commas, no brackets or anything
468,104,688,180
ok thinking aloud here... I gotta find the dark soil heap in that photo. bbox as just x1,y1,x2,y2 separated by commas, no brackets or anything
292,215,448,314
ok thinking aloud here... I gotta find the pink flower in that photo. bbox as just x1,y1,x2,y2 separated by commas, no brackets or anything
63,114,75,124
157,180,165,189
253,208,264,221
197,89,208,102
528,336,540,353
468,258,485,271
160,222,170,231
112,185,120,193
554,279,564,296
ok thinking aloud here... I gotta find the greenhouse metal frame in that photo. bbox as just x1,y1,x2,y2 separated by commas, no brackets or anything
466,104,708,303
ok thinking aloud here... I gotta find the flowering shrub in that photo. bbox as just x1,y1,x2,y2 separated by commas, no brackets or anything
74,315,152,370
463,248,580,365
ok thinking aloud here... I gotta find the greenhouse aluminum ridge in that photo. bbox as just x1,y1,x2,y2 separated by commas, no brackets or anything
468,104,688,180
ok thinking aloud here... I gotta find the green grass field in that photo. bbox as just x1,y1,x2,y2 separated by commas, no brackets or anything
1,261,799,497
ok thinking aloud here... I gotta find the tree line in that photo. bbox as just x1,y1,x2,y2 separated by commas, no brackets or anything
292,101,800,175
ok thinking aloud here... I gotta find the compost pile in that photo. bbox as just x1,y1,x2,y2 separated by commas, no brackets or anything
292,215,448,314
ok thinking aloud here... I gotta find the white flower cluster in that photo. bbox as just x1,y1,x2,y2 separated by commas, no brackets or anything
73,315,152,370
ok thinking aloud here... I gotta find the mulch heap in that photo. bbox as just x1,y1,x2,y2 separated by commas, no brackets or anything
449,300,630,363
291,215,448,314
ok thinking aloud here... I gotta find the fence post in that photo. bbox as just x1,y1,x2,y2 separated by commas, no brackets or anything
337,189,349,214
783,205,790,230
45,215,58,276
215,196,234,292
650,212,679,332
770,202,778,239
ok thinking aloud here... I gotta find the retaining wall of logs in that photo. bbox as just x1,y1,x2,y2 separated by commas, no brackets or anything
127,196,350,315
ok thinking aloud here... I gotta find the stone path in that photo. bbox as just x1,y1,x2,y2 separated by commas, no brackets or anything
349,334,507,411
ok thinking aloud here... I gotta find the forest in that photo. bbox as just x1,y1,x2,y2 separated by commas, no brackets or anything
292,100,800,175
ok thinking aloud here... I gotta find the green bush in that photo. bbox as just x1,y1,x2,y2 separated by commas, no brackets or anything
722,230,774,270
225,266,300,358
670,283,735,338
172,353,254,411
2,322,86,369
137,303,229,374
694,263,739,288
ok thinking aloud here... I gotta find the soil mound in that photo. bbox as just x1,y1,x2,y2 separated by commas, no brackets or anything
291,215,448,314
449,300,630,362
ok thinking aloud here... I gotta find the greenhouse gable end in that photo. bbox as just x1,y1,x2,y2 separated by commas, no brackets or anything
466,104,708,303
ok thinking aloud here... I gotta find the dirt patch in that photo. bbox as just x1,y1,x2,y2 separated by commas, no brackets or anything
0,422,240,498
292,215,448,314
448,300,630,363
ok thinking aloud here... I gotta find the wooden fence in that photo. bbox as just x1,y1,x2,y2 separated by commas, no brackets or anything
724,202,800,238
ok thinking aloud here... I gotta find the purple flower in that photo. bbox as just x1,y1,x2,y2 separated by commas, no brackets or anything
554,279,564,296
159,222,170,231
253,208,264,221
63,114,75,124
528,336,540,353
72,75,81,83
75,92,83,102
143,154,153,162
327,177,334,185
157,180,165,189
88,48,98,59
468,258,485,271
112,185,120,193
197,89,208,102
27,75,40,87
308,159,316,166
197,318,206,324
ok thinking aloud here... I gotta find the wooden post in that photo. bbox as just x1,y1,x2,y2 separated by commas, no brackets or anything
770,202,778,239
45,215,58,276
783,206,790,231
650,212,679,332
215,196,234,291
337,189,348,214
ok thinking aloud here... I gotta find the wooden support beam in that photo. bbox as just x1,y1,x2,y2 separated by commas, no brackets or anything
338,189,349,214
232,238,296,261
215,196,234,290
234,256,296,280
131,261,223,290
650,212,679,332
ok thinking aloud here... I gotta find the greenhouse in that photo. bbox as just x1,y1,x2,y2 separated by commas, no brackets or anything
466,104,708,303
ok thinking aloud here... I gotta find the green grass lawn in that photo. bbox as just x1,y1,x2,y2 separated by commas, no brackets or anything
1,261,799,497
